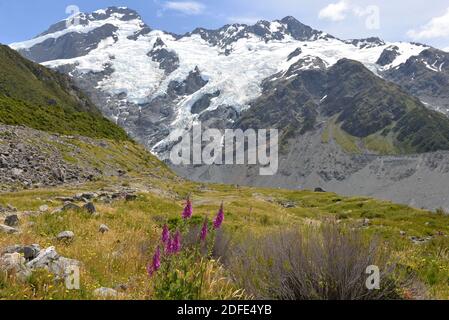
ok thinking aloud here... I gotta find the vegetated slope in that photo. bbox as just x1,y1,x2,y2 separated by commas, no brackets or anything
0,44,128,140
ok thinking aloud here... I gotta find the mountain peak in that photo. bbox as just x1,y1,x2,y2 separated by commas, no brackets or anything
90,6,141,21
279,16,303,25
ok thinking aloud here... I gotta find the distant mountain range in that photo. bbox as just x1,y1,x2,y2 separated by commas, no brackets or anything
7,6,449,210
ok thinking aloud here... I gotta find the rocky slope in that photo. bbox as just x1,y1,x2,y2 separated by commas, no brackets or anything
0,125,170,192
173,127,449,211
383,48,449,115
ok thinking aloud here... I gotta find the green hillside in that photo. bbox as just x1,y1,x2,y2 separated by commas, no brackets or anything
0,44,128,140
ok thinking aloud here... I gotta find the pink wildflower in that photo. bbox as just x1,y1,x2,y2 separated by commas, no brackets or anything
172,231,182,253
161,224,170,244
200,217,208,242
182,198,193,219
213,203,224,229
147,246,161,277
165,231,182,254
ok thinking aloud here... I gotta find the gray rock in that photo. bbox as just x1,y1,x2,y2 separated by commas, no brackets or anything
2,244,24,255
57,231,75,241
11,168,23,177
23,244,42,261
26,246,60,269
6,204,17,212
25,246,81,279
62,203,81,212
125,194,137,201
1,244,40,261
0,252,31,280
39,205,49,212
83,202,96,214
4,214,19,227
99,224,110,233
80,192,97,200
93,287,118,299
410,236,432,245
0,224,19,234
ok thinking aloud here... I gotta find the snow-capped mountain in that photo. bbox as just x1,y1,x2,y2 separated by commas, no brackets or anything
8,6,449,210
11,6,446,154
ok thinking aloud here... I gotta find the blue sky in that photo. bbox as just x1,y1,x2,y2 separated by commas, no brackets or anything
1,0,449,49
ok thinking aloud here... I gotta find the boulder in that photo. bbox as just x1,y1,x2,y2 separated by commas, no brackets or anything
99,224,110,234
62,203,81,212
26,246,60,270
1,244,41,261
56,231,75,242
25,246,81,279
0,224,19,234
2,244,24,255
0,252,31,280
83,202,96,214
6,204,17,212
39,205,49,212
23,244,42,261
4,214,19,227
125,194,137,201
80,192,97,200
93,287,118,299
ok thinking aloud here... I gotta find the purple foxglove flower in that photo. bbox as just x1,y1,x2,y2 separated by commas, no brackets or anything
148,246,161,277
200,217,208,242
165,236,173,254
182,198,193,219
161,224,170,244
213,203,224,230
172,231,182,253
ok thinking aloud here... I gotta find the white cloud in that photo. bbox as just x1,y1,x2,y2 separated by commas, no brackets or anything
407,7,449,39
162,1,205,15
227,16,262,25
318,0,350,22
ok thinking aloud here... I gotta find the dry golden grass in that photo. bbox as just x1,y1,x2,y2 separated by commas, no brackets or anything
1,178,449,299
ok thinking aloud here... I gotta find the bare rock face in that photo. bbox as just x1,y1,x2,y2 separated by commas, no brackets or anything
0,253,31,281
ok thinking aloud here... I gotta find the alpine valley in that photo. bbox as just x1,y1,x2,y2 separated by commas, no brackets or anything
8,6,449,210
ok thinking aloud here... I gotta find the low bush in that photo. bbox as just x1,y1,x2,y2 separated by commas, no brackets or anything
226,222,405,300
